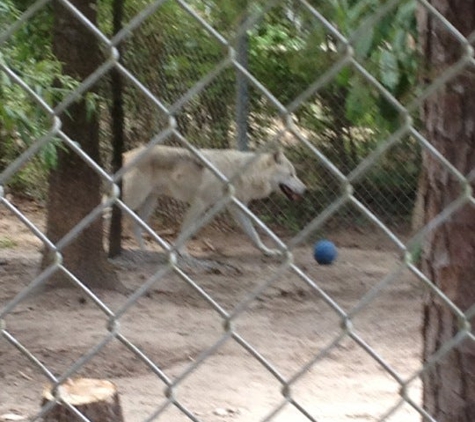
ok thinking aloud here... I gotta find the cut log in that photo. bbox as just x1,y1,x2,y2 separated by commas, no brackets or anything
41,378,124,422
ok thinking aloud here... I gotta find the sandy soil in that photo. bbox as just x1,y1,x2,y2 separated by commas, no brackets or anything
0,198,425,422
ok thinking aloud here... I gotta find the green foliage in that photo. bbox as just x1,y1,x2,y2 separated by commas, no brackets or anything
248,11,309,106
0,0,96,197
111,1,240,146
249,0,419,128
1,2,53,167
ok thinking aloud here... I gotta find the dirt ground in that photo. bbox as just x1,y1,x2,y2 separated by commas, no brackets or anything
0,198,425,422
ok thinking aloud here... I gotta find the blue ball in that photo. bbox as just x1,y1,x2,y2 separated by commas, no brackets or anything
313,240,337,265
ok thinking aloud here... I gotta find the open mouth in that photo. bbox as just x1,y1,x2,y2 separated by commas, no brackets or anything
279,184,303,201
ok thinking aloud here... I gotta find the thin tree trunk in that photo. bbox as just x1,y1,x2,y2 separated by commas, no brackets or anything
418,1,475,421
42,0,125,292
108,0,125,258
236,3,249,152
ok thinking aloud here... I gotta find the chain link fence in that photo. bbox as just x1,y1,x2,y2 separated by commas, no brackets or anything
1,0,474,421
116,0,421,234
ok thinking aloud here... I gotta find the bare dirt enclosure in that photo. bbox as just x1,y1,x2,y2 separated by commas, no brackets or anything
0,198,424,422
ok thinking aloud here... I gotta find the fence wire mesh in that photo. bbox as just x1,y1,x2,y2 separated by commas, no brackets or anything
0,0,474,421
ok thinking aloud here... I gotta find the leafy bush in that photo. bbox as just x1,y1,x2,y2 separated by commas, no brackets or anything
0,1,94,197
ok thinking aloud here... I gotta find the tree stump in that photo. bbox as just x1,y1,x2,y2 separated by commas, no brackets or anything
41,378,124,422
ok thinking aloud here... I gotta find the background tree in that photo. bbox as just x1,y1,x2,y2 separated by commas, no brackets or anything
418,1,475,421
107,0,125,258
42,0,124,291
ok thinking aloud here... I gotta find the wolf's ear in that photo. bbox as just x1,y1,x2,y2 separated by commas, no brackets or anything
272,149,284,164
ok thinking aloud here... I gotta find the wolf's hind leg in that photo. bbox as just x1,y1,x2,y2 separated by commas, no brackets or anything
133,193,159,250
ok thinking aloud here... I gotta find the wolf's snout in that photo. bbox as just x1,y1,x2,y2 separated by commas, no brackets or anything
280,183,305,201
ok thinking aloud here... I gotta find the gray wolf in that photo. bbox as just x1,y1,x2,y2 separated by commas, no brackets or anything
120,145,306,256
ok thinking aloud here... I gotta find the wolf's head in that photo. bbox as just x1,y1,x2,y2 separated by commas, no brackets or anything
268,150,306,201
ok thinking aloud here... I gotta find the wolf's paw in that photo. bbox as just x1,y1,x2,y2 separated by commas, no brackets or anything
260,247,282,257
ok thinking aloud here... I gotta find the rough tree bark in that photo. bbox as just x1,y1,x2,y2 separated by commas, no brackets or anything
42,0,125,291
418,1,475,421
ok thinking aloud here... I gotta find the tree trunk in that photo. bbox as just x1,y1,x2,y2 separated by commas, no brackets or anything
418,2,475,421
42,0,124,291
108,0,125,259
42,378,124,422
235,4,249,152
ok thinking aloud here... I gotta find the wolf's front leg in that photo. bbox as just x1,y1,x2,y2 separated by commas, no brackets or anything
174,198,209,257
227,204,280,256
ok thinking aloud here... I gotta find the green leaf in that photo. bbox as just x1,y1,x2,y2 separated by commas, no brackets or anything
40,140,58,169
345,79,372,123
354,26,374,58
335,66,352,87
85,92,98,122
379,49,399,90
396,0,417,26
